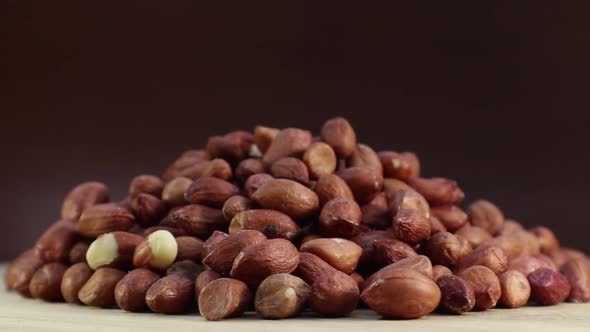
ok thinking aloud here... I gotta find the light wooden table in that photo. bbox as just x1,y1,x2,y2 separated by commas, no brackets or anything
2,264,590,332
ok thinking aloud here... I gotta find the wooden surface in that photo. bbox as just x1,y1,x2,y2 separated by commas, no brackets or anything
2,264,590,332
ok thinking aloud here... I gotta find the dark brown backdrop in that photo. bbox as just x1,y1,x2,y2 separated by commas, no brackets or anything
1,1,589,260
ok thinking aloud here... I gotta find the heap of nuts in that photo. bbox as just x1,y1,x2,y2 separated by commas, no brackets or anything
5,117,590,321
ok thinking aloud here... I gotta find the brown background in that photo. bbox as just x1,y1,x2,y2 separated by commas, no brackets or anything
1,1,589,260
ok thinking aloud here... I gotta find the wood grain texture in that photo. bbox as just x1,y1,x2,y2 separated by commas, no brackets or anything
1,264,590,332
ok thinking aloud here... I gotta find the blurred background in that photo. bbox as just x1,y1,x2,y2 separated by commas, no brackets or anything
1,1,589,260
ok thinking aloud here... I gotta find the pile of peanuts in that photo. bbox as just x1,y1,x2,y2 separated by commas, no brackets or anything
5,117,590,320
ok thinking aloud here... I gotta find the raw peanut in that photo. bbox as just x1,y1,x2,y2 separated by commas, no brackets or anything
536,254,559,270
235,159,266,184
161,150,209,181
114,269,160,312
161,153,202,179
198,158,233,180
458,265,501,310
509,256,557,276
61,181,110,222
467,200,504,235
133,230,178,270
254,125,280,153
198,278,252,321
118,196,134,211
364,256,434,289
299,233,323,247
207,135,245,165
146,274,195,314
378,151,420,181
350,272,365,288
514,231,541,258
422,232,464,267
168,204,226,239
222,195,255,222
530,226,560,255
229,210,300,240
430,205,468,232
180,149,210,159
34,219,78,262
244,173,274,197
458,245,509,275
224,130,255,155
271,157,310,184
455,225,492,248
129,175,164,197
86,231,144,270
429,216,447,234
255,273,311,319
337,166,383,204
161,177,192,207
528,268,571,305
499,270,530,308
309,271,359,317
195,270,221,297
372,238,417,268
167,158,209,180
352,230,396,270
77,203,135,238
177,158,233,181
78,267,126,307
175,236,204,263
302,142,337,179
319,198,362,238
68,241,90,264
392,209,431,245
362,268,440,319
263,128,312,164
300,238,362,274
480,234,529,260
436,275,476,314
60,263,93,304
560,259,590,303
320,117,357,158
516,231,544,258
201,231,229,259
29,263,67,302
166,260,204,280
5,249,44,297
551,248,587,269
433,265,453,281
501,219,525,234
314,173,354,206
456,235,474,260
129,193,168,227
185,177,240,208
382,178,413,197
144,226,187,237
295,252,338,284
230,239,300,286
407,177,465,206
252,179,319,220
347,144,383,174
360,193,390,229
203,230,267,275
388,189,430,219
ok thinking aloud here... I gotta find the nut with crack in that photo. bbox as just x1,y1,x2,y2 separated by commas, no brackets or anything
86,231,144,270
133,230,178,270
198,278,252,321
255,273,311,319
